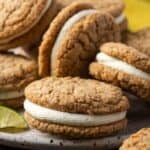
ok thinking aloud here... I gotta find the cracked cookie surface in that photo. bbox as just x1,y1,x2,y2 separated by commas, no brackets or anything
39,2,120,77
89,62,150,101
0,53,38,90
25,112,127,138
59,0,127,32
100,42,150,73
59,0,125,17
0,97,24,108
0,0,61,50
39,2,92,77
89,42,150,101
25,77,129,114
120,128,150,150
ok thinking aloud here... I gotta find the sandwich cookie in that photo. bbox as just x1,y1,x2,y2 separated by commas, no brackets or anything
24,77,129,138
59,0,127,32
0,0,61,50
123,28,150,56
120,128,150,150
89,43,150,101
0,53,38,108
39,2,120,77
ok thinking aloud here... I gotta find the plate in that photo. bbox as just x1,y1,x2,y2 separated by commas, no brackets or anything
0,96,150,150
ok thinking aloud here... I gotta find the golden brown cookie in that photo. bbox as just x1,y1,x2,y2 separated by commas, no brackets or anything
0,53,38,108
0,0,61,50
89,42,150,101
120,128,150,150
39,2,121,77
123,28,150,56
0,97,24,109
24,77,129,138
59,0,127,31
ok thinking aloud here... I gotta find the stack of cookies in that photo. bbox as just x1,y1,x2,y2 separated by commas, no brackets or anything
25,1,131,138
0,0,62,108
0,0,149,148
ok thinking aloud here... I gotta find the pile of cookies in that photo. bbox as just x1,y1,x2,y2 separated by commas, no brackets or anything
0,0,149,149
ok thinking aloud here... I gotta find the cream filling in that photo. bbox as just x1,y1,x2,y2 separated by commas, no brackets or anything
115,14,125,24
8,47,32,59
24,100,126,127
0,89,24,100
50,9,97,71
0,0,52,44
96,53,150,80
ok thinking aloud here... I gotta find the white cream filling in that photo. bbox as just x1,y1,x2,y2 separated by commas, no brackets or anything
8,47,32,58
96,53,150,80
0,89,24,100
50,9,97,71
115,14,125,24
24,100,126,127
0,0,52,44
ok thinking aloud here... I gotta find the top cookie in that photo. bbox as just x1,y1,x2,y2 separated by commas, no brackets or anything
25,77,129,115
101,42,150,73
120,128,150,150
39,2,120,77
0,53,38,91
59,0,125,17
123,28,150,56
59,0,127,32
0,0,61,50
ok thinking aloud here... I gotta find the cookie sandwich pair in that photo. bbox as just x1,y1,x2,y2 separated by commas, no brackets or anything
89,42,150,101
0,0,61,72
24,77,129,138
0,53,38,108
39,2,121,77
0,0,62,108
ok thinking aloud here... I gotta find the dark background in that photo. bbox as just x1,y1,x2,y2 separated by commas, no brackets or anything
0,146,27,150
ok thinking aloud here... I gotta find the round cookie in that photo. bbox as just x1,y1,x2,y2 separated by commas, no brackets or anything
39,2,120,77
24,77,129,138
120,128,150,150
123,28,150,56
0,0,61,50
0,53,38,108
59,0,128,31
89,42,150,101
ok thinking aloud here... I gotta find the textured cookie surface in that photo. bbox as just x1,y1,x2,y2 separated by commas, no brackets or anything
53,13,120,77
39,2,120,77
89,62,150,101
120,128,150,150
0,0,61,50
25,77,129,114
25,112,127,138
0,97,24,108
123,28,150,56
0,53,38,90
100,42,150,73
39,2,93,77
59,0,127,32
59,0,125,17
0,0,47,40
